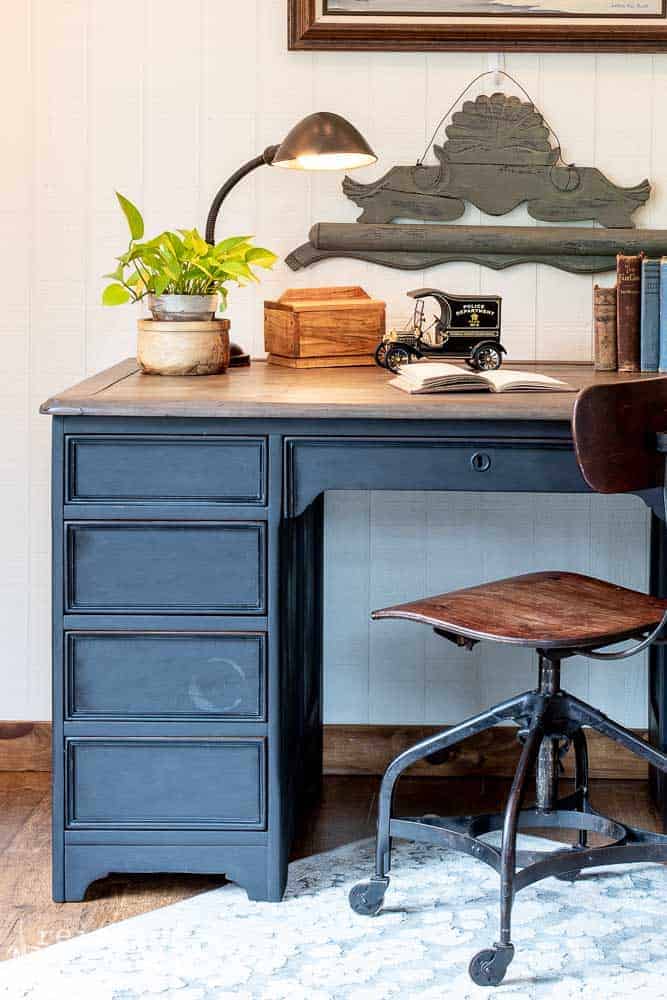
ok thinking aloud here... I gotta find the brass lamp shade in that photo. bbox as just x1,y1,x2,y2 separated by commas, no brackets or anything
272,112,377,171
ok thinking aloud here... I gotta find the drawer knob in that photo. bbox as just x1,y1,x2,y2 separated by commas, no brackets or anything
471,452,492,472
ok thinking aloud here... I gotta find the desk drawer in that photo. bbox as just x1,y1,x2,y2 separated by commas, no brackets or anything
65,632,266,720
66,738,266,829
65,522,265,614
285,436,585,515
66,435,267,505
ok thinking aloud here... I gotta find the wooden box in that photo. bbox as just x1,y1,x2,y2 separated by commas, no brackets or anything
264,286,385,368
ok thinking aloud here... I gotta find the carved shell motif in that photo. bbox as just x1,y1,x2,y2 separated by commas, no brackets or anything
438,92,559,167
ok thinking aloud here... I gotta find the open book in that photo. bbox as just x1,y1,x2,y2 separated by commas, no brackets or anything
389,363,575,394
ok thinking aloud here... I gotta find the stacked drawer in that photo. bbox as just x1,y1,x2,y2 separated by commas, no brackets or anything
61,433,270,841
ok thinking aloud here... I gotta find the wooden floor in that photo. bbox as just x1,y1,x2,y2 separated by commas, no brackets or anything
0,772,661,962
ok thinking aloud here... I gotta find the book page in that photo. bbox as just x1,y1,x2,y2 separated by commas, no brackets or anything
483,369,575,392
389,375,486,394
396,362,486,384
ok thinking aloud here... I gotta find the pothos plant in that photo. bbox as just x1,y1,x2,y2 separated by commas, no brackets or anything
102,192,277,313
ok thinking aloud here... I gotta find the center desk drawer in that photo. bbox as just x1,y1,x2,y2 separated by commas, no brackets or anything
284,437,585,515
65,632,266,720
65,738,265,830
65,522,265,614
66,435,267,506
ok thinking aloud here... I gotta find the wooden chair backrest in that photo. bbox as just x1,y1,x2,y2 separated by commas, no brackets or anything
572,378,667,494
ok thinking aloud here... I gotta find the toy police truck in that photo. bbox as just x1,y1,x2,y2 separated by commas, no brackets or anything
376,288,505,374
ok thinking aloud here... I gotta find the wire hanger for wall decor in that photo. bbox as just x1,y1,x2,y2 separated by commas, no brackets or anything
415,68,575,184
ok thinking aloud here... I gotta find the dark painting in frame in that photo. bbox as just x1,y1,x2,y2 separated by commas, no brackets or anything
289,0,667,50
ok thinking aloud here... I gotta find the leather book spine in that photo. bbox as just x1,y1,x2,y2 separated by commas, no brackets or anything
616,253,643,372
593,285,617,371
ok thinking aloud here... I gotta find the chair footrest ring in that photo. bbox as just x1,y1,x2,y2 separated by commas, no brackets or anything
389,806,667,890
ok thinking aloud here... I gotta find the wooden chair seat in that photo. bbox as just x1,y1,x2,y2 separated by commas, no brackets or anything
372,571,667,650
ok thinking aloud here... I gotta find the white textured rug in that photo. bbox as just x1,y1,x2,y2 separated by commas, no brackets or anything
1,836,666,1000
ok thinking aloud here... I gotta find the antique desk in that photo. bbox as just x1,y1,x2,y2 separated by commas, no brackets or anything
41,360,667,902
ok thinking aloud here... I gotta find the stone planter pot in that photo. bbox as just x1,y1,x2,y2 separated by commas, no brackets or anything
137,319,230,376
147,293,218,322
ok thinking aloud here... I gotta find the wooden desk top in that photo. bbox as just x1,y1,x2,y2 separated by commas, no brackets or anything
40,359,666,422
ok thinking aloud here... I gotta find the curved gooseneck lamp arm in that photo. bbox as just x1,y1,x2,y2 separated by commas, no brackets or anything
205,145,278,246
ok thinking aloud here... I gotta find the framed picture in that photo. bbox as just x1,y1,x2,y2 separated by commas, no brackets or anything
288,0,667,51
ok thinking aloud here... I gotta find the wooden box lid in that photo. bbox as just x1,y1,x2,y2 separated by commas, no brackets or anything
265,286,384,313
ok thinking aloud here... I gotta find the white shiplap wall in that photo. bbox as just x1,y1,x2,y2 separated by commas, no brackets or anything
324,492,650,727
1,0,660,723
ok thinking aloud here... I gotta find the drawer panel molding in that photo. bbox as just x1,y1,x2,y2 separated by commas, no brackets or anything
66,435,267,505
66,738,266,830
65,521,266,614
65,632,266,721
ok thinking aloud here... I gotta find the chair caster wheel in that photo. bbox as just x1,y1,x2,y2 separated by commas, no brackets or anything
555,869,581,882
468,943,515,987
348,876,389,916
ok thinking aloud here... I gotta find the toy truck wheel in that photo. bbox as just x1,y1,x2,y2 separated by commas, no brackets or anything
374,343,389,369
470,343,503,372
385,345,412,373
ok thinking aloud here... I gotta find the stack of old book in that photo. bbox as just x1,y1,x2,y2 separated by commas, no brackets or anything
593,254,665,373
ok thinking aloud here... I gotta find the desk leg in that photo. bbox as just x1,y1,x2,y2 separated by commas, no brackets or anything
649,513,667,827
282,495,324,819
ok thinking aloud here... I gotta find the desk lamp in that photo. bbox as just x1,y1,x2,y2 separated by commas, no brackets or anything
205,112,377,366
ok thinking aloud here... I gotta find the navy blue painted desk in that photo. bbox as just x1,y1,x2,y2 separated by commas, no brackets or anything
41,359,667,902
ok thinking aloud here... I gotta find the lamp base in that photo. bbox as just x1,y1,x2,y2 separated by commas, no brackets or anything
229,342,251,367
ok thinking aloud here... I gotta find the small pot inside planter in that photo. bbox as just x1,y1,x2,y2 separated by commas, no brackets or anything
137,319,230,376
148,293,218,322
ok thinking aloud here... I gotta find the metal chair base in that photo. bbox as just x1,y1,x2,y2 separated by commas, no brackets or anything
349,653,667,987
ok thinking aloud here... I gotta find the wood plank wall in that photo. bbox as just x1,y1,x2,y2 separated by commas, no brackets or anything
324,492,651,727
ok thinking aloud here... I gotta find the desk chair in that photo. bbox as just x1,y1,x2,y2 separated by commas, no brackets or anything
348,378,667,987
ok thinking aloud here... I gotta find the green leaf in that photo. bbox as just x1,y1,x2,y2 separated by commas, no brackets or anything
152,273,170,295
169,233,186,259
102,283,132,306
221,259,256,282
190,260,216,282
223,243,253,261
115,192,144,241
144,233,168,249
215,235,252,254
179,228,209,256
246,247,278,269
158,245,181,282
103,264,125,281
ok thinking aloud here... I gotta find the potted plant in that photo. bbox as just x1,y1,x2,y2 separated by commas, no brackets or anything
102,192,277,375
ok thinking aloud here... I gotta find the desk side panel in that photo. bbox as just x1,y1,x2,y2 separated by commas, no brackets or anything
51,418,66,901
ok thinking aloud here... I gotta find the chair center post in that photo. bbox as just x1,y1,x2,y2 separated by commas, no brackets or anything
536,654,562,812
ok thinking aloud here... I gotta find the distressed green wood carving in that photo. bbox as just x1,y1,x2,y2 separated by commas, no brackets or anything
285,223,667,275
343,94,650,229
286,92,656,275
